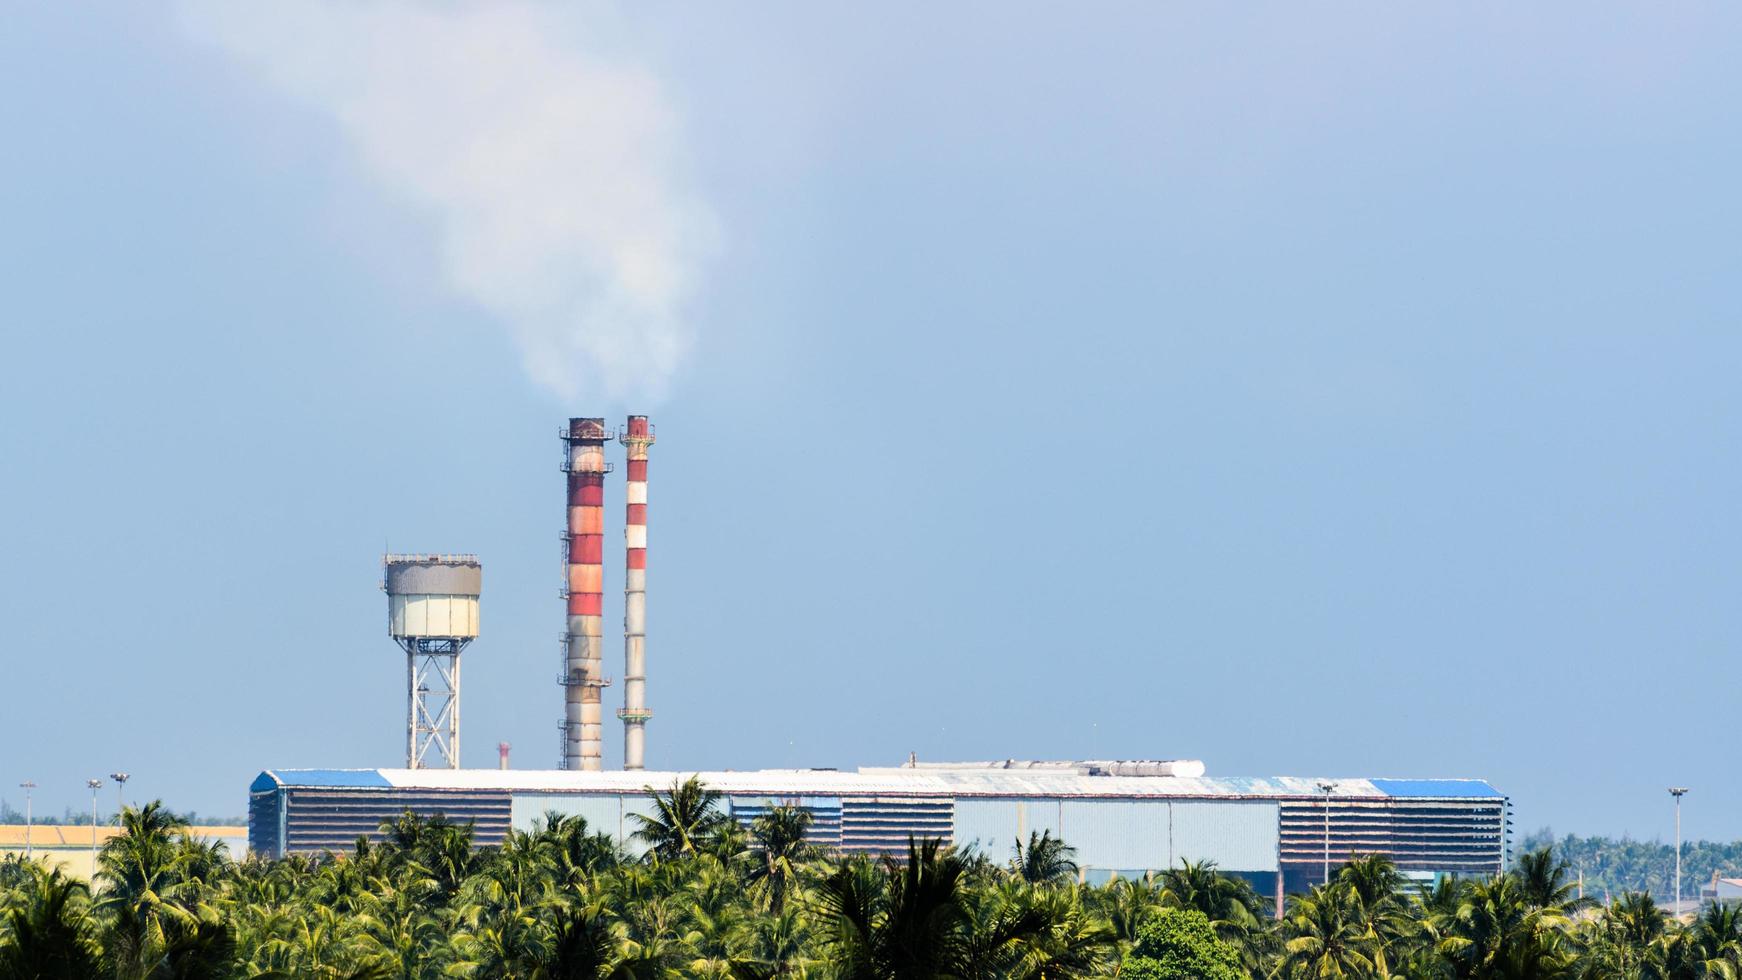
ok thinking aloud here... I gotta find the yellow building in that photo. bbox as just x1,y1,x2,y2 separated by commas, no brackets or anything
0,825,247,881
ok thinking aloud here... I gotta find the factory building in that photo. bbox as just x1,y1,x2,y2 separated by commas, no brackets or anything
248,760,1507,895
280,415,1512,906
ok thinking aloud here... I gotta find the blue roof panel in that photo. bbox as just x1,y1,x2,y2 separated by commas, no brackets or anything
264,769,393,788
1371,779,1502,799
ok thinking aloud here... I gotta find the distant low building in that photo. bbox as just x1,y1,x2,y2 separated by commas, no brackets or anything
1702,876,1742,904
0,824,247,881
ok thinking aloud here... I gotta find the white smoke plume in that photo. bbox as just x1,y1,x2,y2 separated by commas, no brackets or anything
177,2,713,401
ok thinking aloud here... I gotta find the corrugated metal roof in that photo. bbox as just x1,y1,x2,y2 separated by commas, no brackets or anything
257,769,394,789
1370,779,1503,799
257,768,1501,800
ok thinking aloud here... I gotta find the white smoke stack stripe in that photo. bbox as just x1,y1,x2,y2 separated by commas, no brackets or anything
618,416,655,770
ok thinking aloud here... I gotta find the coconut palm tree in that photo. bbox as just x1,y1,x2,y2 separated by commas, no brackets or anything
97,801,239,980
1436,874,1574,980
1280,883,1381,979
1156,859,1268,949
631,777,728,863
746,806,815,915
815,838,1076,980
1089,875,1163,954
0,855,40,893
816,853,883,980
731,905,815,978
816,840,979,978
0,865,101,979
1012,832,1079,886
877,839,978,977
981,881,1113,978
1515,849,1588,913
1335,854,1414,976
350,879,449,980
1406,875,1470,978
1679,901,1742,980
1575,892,1668,980
527,811,620,884
543,901,627,979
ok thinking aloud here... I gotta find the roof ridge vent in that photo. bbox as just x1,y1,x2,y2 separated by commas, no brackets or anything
901,759,1207,778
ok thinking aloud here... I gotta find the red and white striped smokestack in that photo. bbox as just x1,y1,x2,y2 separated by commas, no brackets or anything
618,416,654,770
561,418,611,771
497,741,511,770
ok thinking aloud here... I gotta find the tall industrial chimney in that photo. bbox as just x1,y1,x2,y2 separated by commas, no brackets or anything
560,418,612,771
383,554,481,769
618,416,655,770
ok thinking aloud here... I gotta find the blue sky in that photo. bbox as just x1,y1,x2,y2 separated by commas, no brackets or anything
2,4,1738,841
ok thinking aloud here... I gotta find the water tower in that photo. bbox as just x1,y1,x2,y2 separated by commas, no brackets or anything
383,554,481,769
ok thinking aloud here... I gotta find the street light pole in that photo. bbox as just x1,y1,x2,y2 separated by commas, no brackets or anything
109,772,129,826
1317,780,1335,887
86,778,103,870
1670,787,1689,917
18,782,35,860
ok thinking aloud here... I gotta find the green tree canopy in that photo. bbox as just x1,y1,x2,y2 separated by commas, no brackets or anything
1122,906,1244,980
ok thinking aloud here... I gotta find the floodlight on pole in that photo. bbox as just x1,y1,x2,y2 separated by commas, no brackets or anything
1316,781,1335,887
86,779,103,869
18,782,35,860
1670,787,1689,917
109,772,129,826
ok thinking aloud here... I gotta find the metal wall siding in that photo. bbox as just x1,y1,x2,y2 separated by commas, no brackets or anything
1025,799,1066,841
840,798,954,855
280,787,511,854
729,797,844,849
248,790,283,857
510,794,622,839
1169,801,1279,872
1278,799,1505,875
1060,801,1169,871
619,797,658,857
953,798,1066,858
952,800,1021,857
389,595,480,638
